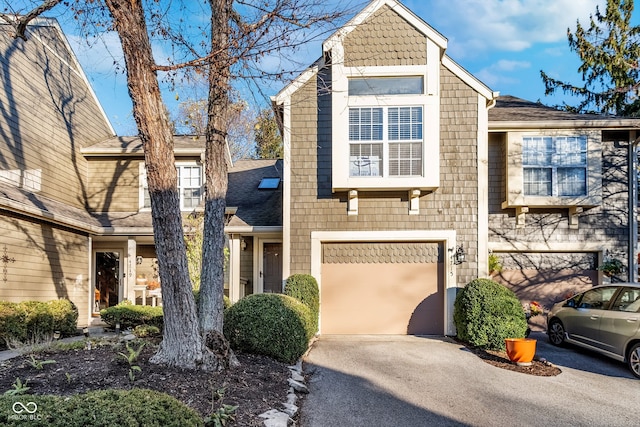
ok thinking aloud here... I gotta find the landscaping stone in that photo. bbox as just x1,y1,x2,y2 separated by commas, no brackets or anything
287,378,309,394
259,409,291,427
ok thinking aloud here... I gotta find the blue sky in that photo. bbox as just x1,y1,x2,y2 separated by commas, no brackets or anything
29,0,639,135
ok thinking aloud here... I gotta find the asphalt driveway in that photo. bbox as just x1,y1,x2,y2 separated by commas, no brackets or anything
300,332,640,427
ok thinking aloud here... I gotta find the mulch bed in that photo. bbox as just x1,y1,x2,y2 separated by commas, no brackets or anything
0,338,292,426
459,340,562,376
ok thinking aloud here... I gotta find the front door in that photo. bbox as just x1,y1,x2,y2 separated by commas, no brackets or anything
263,243,283,293
94,251,121,314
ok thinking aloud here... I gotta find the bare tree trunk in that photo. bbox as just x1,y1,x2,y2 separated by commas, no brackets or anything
199,0,232,336
104,0,217,370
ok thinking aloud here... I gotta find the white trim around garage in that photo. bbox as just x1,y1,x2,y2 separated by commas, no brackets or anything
310,230,459,335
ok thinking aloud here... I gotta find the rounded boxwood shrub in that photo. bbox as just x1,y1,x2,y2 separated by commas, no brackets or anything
0,389,203,426
453,278,527,351
100,302,164,330
223,293,313,363
284,274,319,335
47,299,78,336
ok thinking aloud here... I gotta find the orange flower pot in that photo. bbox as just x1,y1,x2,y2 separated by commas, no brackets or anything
505,338,537,366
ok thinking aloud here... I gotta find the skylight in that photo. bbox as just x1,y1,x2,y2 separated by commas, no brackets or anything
258,177,280,190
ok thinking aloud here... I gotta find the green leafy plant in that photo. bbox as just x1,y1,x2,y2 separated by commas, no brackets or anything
100,303,163,330
284,274,319,337
133,324,161,338
488,253,503,274
0,389,203,426
4,378,30,396
118,341,145,382
65,372,72,384
27,354,56,370
454,278,528,351
205,386,238,427
223,293,313,363
599,258,624,277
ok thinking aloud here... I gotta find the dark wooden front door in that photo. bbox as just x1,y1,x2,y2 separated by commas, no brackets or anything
263,243,283,293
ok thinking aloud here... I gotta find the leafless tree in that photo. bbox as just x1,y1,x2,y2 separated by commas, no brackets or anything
1,0,351,370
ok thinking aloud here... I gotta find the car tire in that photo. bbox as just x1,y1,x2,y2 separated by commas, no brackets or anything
548,319,566,346
628,343,640,379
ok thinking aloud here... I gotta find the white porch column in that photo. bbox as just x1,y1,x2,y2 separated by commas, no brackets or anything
229,234,242,303
127,238,137,302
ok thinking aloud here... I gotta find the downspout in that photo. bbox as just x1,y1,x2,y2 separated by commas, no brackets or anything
629,132,639,282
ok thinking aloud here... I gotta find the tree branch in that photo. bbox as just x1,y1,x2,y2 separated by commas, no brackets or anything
0,0,62,40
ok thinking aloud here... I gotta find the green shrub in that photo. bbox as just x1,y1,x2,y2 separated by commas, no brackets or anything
47,299,78,336
453,278,527,351
193,289,232,310
223,293,313,363
100,303,164,330
0,302,27,347
0,389,203,426
284,274,319,335
133,324,161,338
20,301,54,343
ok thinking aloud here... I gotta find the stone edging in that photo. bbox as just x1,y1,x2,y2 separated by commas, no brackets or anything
258,336,318,426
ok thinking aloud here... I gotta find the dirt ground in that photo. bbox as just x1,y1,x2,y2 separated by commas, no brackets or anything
0,337,292,426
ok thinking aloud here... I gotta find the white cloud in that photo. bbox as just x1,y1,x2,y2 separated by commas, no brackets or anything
409,0,604,57
474,59,530,87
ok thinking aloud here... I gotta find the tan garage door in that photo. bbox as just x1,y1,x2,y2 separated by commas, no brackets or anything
321,242,444,335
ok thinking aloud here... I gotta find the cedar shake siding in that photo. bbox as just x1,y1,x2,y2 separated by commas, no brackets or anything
342,4,427,67
488,130,630,306
0,210,89,311
0,24,113,210
288,65,480,287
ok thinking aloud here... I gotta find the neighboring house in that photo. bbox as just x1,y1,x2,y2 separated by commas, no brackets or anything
0,18,281,327
272,0,640,335
2,1,639,336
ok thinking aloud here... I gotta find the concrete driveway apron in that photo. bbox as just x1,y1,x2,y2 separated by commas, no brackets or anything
300,333,640,427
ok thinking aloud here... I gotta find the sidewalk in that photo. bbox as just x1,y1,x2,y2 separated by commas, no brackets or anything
0,326,115,362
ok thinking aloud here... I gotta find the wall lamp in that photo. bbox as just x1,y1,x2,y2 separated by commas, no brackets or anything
136,255,143,265
453,245,466,265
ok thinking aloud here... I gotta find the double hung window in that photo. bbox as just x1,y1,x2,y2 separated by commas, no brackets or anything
349,106,423,177
141,163,202,210
522,136,587,197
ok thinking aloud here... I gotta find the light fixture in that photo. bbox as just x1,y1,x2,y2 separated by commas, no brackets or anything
454,245,466,265
53,330,61,340
136,255,143,265
241,239,247,251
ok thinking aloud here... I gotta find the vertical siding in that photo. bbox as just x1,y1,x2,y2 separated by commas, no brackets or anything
0,24,112,210
0,211,89,322
288,66,480,287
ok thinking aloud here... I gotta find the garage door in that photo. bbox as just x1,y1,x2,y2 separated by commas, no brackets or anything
320,242,444,335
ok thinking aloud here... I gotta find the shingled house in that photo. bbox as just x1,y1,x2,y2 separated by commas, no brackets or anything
272,0,640,335
1,2,639,334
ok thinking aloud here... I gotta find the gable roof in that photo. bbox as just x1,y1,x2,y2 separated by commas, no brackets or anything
489,95,640,129
273,0,497,106
82,135,206,156
226,159,283,230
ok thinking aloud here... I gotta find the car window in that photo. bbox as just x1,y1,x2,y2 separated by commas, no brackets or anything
578,287,617,309
610,287,640,312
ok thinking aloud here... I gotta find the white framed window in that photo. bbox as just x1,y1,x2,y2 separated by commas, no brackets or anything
139,162,203,210
503,130,601,209
523,136,587,197
349,106,423,178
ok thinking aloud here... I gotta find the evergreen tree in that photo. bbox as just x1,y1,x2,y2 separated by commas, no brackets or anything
540,0,640,116
254,109,283,159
